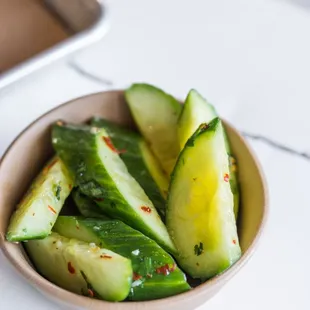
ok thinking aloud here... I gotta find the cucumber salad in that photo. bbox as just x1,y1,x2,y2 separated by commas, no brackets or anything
6,84,241,302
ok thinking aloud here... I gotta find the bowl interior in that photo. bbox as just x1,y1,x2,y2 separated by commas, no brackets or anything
0,90,267,310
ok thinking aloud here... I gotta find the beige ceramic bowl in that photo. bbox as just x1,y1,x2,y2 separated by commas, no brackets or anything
0,90,268,310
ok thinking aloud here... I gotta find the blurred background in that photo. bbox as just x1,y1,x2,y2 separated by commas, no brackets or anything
0,0,309,309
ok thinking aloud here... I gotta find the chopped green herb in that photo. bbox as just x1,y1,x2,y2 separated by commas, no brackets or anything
141,257,153,277
81,270,98,297
187,138,195,147
55,184,62,200
194,242,204,256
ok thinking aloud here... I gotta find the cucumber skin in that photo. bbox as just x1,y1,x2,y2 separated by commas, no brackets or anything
184,118,220,145
179,89,240,218
91,117,166,219
72,188,109,219
52,123,175,254
54,216,190,301
6,157,73,242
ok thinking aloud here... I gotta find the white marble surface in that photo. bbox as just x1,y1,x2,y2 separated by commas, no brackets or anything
1,0,309,309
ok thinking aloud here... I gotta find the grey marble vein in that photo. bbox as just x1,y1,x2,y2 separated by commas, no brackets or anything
67,60,113,86
242,131,310,161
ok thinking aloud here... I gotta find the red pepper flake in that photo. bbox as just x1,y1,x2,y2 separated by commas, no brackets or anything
100,254,112,259
88,289,94,298
232,239,237,245
95,198,105,202
48,205,57,214
223,173,230,182
32,213,35,216
102,136,126,154
169,263,176,272
48,158,58,169
44,158,58,174
141,206,152,213
67,262,75,274
156,264,176,276
156,265,169,275
200,123,209,130
133,272,142,280
68,184,72,190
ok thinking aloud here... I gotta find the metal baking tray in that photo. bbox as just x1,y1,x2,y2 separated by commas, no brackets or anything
0,0,109,89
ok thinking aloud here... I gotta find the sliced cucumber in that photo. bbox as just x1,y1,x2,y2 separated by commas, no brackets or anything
91,117,168,218
64,241,132,301
178,89,216,149
178,89,240,218
125,83,181,176
139,140,169,199
167,118,241,280
25,232,88,295
52,123,176,254
6,157,73,242
72,189,109,219
54,216,190,301
25,232,132,301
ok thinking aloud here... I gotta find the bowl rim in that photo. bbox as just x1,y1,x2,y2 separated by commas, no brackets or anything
0,90,269,308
